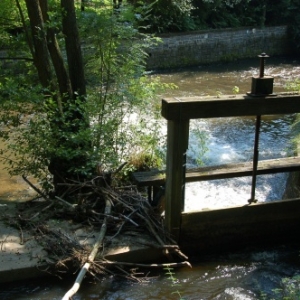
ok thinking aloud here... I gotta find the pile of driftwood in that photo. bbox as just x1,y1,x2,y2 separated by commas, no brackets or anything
8,174,190,300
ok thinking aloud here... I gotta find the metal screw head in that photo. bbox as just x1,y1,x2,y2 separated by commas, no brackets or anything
258,53,270,78
258,52,269,58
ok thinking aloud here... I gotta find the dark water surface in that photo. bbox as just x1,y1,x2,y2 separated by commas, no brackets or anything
1,243,300,299
1,56,300,299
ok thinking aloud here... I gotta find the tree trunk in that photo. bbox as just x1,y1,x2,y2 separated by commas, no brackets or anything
24,0,53,89
61,0,86,98
48,0,91,197
39,0,73,111
24,0,91,197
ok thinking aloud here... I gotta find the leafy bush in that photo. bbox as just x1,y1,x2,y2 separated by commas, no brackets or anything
0,1,174,195
128,0,196,33
260,275,300,299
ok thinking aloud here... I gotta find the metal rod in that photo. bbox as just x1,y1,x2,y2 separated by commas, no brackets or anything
259,57,265,78
182,150,187,211
259,52,268,78
249,115,261,203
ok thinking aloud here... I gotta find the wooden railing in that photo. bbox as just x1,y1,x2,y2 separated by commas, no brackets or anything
161,92,300,240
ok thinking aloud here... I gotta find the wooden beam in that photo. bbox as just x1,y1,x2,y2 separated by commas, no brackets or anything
161,92,300,120
164,120,189,241
133,156,300,186
186,156,300,182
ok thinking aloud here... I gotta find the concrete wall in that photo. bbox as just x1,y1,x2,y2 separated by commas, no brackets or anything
147,26,292,70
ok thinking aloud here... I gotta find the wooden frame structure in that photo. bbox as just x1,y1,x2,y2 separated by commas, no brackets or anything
161,92,300,241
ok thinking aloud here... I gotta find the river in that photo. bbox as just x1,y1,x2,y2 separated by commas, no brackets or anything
1,55,300,299
154,55,298,211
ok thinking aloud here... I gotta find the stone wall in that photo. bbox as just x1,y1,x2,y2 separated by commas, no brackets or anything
146,26,292,70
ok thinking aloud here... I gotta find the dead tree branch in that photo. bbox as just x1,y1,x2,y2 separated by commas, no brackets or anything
61,199,112,300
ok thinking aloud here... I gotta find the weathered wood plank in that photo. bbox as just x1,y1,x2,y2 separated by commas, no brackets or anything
180,198,300,254
187,156,300,181
161,92,300,120
133,169,166,186
164,120,189,240
160,92,300,243
133,156,300,186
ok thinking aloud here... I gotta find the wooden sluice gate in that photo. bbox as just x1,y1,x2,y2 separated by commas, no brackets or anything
133,92,300,253
160,92,300,242
134,54,300,252
180,198,300,254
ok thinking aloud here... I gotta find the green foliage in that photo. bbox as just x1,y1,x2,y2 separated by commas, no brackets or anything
128,0,196,33
0,0,23,49
287,0,300,54
0,1,174,194
260,275,300,299
0,76,52,191
232,86,239,95
215,90,223,98
120,151,163,182
192,0,268,29
190,123,208,166
285,78,300,93
164,265,186,300
127,0,298,33
78,3,176,173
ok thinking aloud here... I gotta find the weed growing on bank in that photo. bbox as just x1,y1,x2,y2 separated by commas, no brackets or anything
164,265,186,300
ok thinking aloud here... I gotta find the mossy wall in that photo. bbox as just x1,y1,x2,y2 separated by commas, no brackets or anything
147,26,292,70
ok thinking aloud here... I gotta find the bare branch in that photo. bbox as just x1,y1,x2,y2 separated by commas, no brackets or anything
62,199,112,300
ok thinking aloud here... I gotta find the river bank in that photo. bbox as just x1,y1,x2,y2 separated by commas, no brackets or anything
0,193,189,285
146,26,292,69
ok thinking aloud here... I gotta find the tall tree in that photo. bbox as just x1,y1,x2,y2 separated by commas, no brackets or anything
20,0,90,195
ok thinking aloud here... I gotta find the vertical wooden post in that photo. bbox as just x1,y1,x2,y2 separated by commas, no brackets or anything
165,119,189,241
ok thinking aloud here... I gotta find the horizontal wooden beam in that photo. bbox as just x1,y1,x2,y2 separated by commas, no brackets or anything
161,92,300,120
133,156,300,186
180,198,300,254
186,156,300,182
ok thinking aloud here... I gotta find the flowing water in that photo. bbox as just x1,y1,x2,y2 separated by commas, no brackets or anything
1,56,300,299
185,114,294,211
1,244,300,299
153,56,299,211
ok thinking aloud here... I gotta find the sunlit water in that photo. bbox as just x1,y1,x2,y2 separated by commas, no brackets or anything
185,114,294,211
1,56,300,299
153,56,299,211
